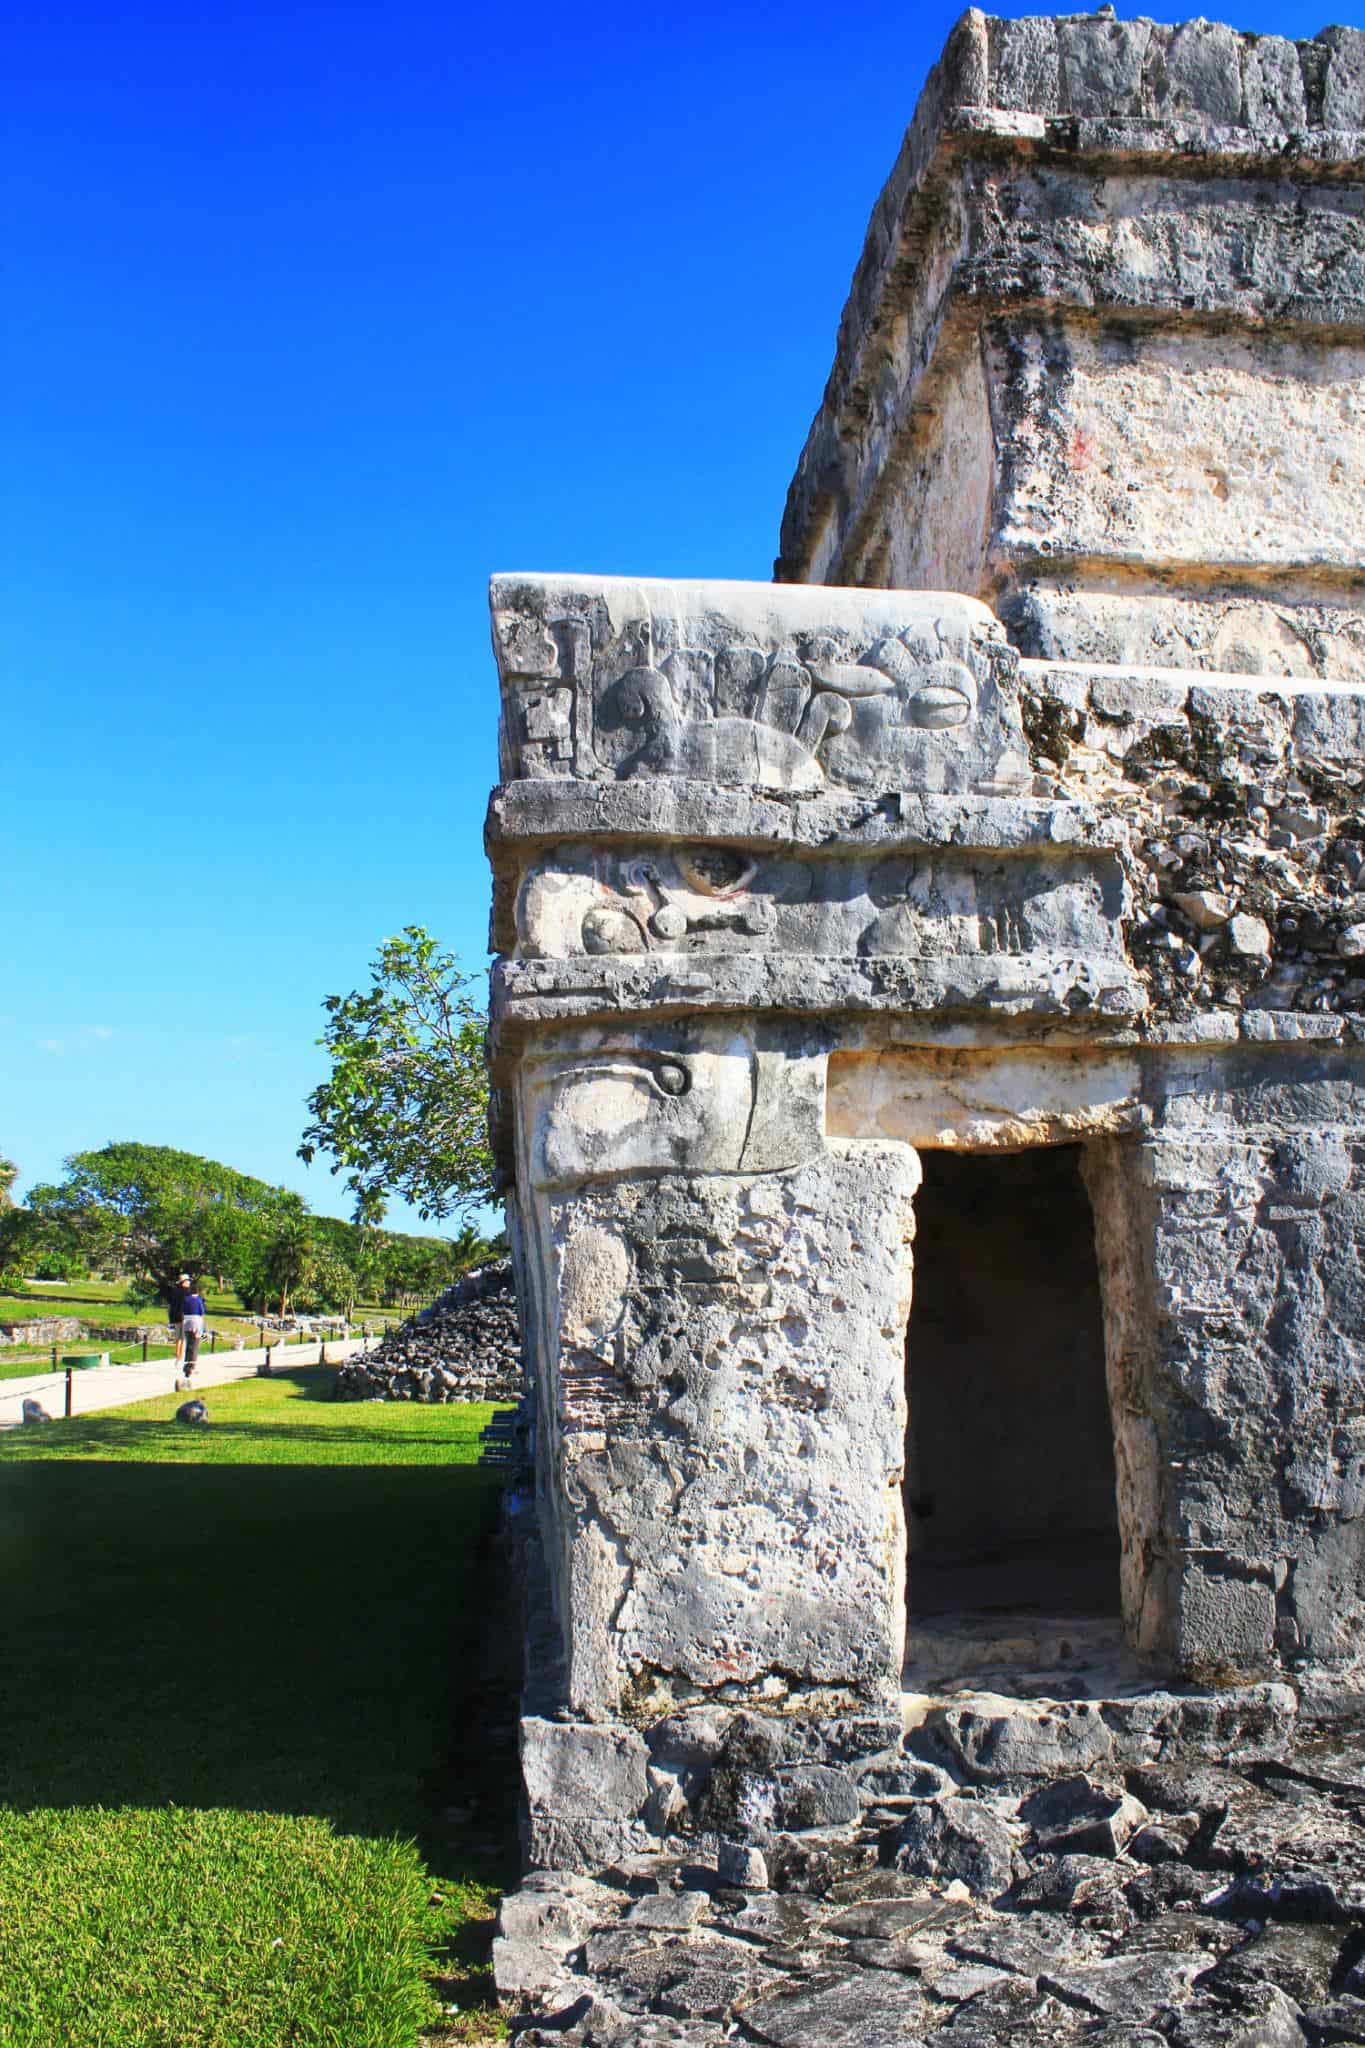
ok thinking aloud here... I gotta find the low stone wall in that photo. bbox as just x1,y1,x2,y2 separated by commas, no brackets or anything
0,1316,86,1345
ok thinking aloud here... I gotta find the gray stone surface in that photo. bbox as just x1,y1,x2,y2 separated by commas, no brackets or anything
522,1719,651,1822
890,1797,1018,1899
332,1259,521,1404
494,1719,1365,2040
741,1967,935,2047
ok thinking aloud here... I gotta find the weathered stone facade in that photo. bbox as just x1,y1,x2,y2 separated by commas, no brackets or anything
485,8,1365,1949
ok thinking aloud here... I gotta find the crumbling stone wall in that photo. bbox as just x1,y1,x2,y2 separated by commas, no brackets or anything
1020,669,1365,1018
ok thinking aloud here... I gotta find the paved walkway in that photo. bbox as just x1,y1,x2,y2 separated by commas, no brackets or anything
0,1336,376,1430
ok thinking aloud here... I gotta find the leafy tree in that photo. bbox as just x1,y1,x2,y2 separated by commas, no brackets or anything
451,1221,506,1273
0,1155,17,1208
0,1205,37,1287
344,1225,388,1308
15,1138,467,1318
298,1250,360,1319
31,1249,85,1282
232,1195,314,1318
299,927,491,1224
263,1202,312,1317
26,1143,284,1301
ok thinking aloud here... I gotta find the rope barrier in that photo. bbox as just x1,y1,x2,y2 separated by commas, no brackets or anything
5,1338,375,1394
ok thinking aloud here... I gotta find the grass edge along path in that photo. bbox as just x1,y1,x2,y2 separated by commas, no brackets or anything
0,1372,516,2048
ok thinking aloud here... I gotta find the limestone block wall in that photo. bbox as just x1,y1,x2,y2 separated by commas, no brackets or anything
776,11,1365,682
1129,1052,1365,1676
515,1130,919,1722
482,9,1365,1880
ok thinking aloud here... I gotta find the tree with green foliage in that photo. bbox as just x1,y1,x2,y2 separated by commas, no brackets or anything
377,1235,453,1308
301,1249,362,1319
13,1138,473,1318
231,1193,315,1318
25,1143,286,1300
0,1155,17,1208
0,1204,36,1287
299,927,491,1224
451,1221,503,1273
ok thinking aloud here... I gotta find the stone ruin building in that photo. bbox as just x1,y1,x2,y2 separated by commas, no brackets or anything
485,12,1365,2036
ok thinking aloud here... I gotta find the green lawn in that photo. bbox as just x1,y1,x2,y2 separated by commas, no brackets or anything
0,1330,345,1383
0,1281,407,1380
0,1279,263,1334
0,1372,517,2046
0,1277,409,1328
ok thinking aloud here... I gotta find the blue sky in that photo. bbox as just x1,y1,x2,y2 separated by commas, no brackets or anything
3,0,1334,1231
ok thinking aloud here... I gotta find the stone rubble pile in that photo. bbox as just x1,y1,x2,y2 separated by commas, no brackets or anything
332,1260,522,1404
497,1710,1365,2047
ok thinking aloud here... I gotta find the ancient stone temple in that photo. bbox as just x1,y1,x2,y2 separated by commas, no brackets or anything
485,6,1365,1907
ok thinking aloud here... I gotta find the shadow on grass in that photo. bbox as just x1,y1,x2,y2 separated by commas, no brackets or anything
0,1450,512,1852
281,1367,351,1402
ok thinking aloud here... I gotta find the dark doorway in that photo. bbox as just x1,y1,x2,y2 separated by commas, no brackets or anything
905,1144,1120,1619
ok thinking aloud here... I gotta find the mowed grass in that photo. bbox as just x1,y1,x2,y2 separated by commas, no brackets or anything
0,1281,408,1378
0,1373,515,2047
0,1331,340,1382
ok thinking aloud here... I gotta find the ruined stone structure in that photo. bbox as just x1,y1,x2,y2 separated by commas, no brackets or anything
485,10,1365,1957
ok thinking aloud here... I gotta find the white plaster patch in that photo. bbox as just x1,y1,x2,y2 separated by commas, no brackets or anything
826,1048,1142,1149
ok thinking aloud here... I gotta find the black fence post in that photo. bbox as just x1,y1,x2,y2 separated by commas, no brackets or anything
65,1364,74,1419
141,1333,148,1362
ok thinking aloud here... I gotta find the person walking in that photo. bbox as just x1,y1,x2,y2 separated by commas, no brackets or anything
179,1282,207,1388
166,1273,191,1367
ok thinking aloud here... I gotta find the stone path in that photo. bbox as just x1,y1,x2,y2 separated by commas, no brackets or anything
0,1336,375,1429
497,1719,1365,2047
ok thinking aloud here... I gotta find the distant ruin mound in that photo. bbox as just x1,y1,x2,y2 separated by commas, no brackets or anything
333,1261,522,1405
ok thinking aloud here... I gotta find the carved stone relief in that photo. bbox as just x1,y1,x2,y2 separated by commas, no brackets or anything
514,839,1127,969
491,576,1029,795
517,1022,827,1191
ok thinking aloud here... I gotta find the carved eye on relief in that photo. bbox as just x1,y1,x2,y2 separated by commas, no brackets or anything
653,1058,691,1098
678,846,755,897
905,660,976,730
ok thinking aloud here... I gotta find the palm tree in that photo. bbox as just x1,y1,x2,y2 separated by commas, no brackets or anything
0,1157,17,1209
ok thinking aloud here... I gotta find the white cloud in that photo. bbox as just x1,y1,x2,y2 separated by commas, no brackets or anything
36,1024,114,1056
